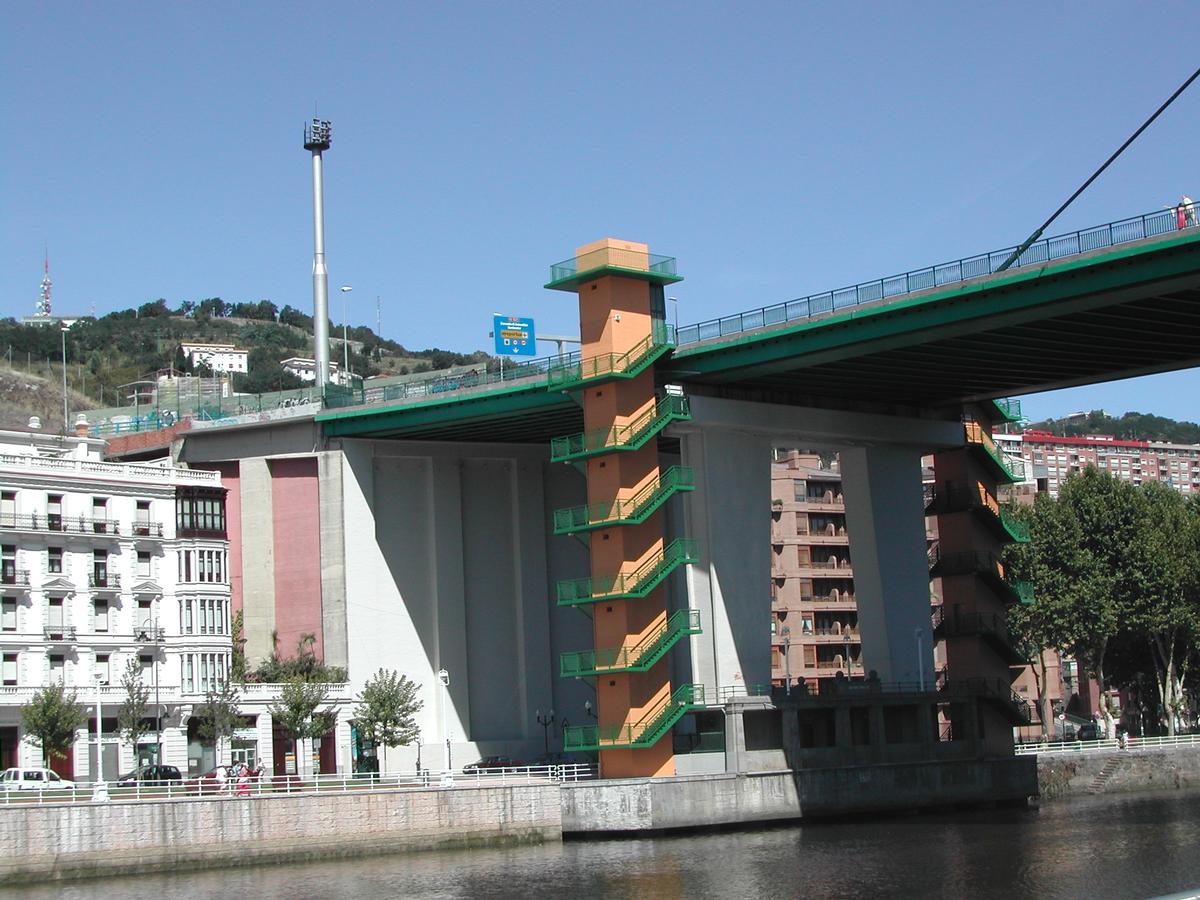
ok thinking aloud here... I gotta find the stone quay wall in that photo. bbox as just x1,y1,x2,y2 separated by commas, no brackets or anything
1036,744,1200,801
0,782,561,885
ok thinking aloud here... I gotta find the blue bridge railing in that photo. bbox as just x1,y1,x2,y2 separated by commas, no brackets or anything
675,206,1195,347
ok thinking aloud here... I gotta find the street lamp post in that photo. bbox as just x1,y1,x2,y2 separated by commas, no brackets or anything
60,325,69,432
438,669,452,785
339,286,353,381
668,296,679,336
92,670,108,801
781,626,792,696
915,627,926,691
536,708,555,755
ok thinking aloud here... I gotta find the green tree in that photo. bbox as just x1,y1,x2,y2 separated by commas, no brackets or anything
21,685,86,767
116,659,150,752
249,632,347,684
354,669,423,772
1126,482,1200,735
193,681,242,763
230,610,248,683
269,679,336,777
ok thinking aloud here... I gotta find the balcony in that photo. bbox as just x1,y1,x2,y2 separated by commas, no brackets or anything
0,452,221,488
42,625,77,642
0,569,31,589
134,626,167,643
546,321,675,390
797,558,853,578
802,592,856,607
793,493,845,510
132,522,166,539
550,393,691,463
562,683,704,751
556,539,697,606
553,466,694,535
990,397,1023,424
88,573,122,592
941,675,1031,725
559,609,701,677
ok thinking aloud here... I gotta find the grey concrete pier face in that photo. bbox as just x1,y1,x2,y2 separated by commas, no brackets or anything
674,397,962,692
839,446,933,685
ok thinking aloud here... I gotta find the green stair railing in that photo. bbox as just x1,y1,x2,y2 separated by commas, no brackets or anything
964,421,1025,483
547,321,674,389
560,609,702,677
550,393,691,463
990,397,1023,423
562,683,705,751
1000,507,1031,543
556,539,698,606
553,466,695,534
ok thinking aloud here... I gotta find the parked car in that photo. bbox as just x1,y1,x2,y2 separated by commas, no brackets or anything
116,765,183,787
462,756,521,773
1076,723,1100,741
0,767,75,791
530,752,586,767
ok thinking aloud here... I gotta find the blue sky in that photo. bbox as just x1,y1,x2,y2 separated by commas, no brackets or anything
3,2,1198,423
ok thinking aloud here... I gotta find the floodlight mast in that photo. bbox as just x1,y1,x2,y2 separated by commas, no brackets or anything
304,119,333,389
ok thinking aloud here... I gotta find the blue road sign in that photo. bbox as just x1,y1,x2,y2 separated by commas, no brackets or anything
493,315,536,357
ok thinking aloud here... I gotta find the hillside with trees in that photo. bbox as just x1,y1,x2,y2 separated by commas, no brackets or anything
1028,410,1200,444
0,297,491,413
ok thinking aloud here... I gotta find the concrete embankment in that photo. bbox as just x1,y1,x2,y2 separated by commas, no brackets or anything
0,782,561,884
563,758,1036,833
1036,744,1200,801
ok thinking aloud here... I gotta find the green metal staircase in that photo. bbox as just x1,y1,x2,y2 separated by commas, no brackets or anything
562,683,706,751
560,609,702,677
546,321,674,390
553,466,695,535
556,539,698,607
550,393,691,463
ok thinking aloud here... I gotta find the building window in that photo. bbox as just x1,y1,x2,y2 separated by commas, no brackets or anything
93,550,108,586
135,501,152,535
93,599,109,633
139,654,154,674
137,552,152,578
793,480,806,502
1,597,15,632
184,600,193,635
47,494,63,531
185,656,194,693
176,488,227,538
0,491,15,527
95,653,110,685
137,599,153,630
92,497,110,532
2,653,17,686
47,597,64,631
1,545,15,583
49,655,64,685
48,547,63,574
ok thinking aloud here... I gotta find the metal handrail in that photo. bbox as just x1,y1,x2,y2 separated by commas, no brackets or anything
546,320,674,387
676,206,1195,346
0,763,598,806
549,250,678,285
559,609,701,676
553,466,695,533
563,683,704,749
550,393,691,462
964,421,1026,481
556,538,698,604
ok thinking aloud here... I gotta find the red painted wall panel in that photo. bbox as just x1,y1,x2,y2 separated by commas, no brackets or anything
269,458,325,661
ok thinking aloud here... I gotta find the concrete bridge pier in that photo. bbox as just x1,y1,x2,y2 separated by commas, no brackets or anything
674,396,962,695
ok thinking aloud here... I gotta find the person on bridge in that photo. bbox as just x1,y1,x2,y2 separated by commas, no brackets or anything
1182,195,1198,228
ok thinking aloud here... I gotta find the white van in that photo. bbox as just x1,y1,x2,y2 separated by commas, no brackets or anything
0,767,75,791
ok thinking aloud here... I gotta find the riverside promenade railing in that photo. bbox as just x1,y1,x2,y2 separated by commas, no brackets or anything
676,206,1195,346
1014,732,1200,756
0,763,596,806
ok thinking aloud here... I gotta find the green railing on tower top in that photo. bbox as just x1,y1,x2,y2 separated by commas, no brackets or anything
559,609,702,678
553,466,695,534
546,320,675,390
550,393,691,463
556,538,698,606
548,250,679,287
562,683,705,751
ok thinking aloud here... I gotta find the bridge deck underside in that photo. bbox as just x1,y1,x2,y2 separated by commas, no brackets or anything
669,285,1200,408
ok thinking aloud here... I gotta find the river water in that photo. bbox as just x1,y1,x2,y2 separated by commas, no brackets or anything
7,791,1200,899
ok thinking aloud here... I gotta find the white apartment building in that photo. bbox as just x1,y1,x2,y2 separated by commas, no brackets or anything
0,421,350,781
280,357,345,385
179,342,249,374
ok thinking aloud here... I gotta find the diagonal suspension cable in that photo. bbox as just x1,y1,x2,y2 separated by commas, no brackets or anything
997,63,1200,272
